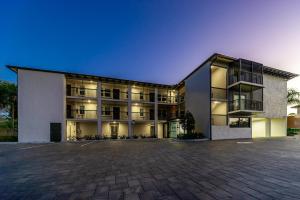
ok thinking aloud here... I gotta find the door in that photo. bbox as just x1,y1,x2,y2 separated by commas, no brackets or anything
150,125,155,137
67,105,72,118
233,94,246,110
110,123,119,139
113,107,120,120
50,123,61,142
66,84,71,96
150,109,154,120
113,89,120,99
149,92,155,102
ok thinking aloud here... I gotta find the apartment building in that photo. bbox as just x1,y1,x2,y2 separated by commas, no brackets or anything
7,53,297,142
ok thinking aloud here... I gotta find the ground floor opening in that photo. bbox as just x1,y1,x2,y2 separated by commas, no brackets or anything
252,117,287,138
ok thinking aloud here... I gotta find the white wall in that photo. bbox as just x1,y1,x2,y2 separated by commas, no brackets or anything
211,126,251,140
185,62,211,138
18,70,65,142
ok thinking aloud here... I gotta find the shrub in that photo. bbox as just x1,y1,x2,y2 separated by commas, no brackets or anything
177,132,204,140
132,135,138,139
0,135,17,142
287,128,300,136
119,135,126,139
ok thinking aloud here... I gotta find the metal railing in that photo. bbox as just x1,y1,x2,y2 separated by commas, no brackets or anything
101,90,128,100
101,111,128,120
229,99,263,112
157,95,177,104
67,110,97,119
131,93,155,102
211,87,227,100
229,71,263,85
67,87,97,98
132,112,154,120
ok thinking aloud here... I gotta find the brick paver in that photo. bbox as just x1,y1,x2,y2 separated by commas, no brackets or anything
0,138,300,199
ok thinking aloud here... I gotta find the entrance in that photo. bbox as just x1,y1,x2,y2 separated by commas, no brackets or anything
110,123,119,139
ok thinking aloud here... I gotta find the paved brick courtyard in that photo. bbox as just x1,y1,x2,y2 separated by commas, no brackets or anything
1,138,300,200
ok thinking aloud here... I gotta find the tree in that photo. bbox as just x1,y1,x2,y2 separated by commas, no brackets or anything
180,110,195,134
0,81,17,128
287,88,300,105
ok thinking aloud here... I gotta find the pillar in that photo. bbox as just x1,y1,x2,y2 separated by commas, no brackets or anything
97,81,102,137
154,88,158,137
128,85,132,138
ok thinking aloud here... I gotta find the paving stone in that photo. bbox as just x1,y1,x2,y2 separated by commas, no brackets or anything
1,138,300,199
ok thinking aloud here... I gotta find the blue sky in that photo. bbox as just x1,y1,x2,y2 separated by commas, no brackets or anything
1,0,300,86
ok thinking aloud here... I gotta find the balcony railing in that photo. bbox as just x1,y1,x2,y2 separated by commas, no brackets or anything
67,109,97,119
67,87,97,98
211,87,226,100
132,93,155,102
229,71,263,85
157,95,177,104
132,112,154,120
101,111,128,120
229,99,263,112
158,112,177,120
101,89,128,101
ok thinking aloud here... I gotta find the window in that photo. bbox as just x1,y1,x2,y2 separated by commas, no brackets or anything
229,117,250,128
79,87,85,96
140,92,144,100
126,90,128,99
101,88,111,98
140,108,144,117
79,106,85,115
102,106,111,115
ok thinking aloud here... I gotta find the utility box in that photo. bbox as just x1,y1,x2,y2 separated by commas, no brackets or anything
50,123,61,142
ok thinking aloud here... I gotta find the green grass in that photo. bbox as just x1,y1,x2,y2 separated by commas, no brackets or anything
0,135,17,142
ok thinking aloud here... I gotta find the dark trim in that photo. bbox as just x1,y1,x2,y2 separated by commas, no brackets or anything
6,65,174,89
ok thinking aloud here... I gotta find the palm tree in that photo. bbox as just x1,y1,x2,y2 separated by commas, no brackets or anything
287,88,300,105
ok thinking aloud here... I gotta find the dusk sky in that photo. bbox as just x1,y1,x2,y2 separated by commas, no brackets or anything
1,0,300,90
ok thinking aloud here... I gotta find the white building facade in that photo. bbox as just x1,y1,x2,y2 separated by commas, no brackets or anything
8,53,297,142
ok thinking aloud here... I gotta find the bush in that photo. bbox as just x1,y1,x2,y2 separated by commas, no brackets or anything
287,128,300,136
119,135,126,139
132,135,138,139
177,132,205,140
0,135,17,142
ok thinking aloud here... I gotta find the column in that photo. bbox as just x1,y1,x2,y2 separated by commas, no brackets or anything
154,88,158,138
128,85,132,138
97,81,102,137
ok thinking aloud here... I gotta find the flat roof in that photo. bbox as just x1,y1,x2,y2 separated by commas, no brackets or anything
6,53,298,88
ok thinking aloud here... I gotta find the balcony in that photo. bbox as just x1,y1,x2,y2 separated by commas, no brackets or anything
229,99,263,113
229,71,263,86
67,109,97,119
157,95,177,104
67,87,97,98
211,87,226,100
132,112,154,120
101,111,128,121
101,88,128,101
132,92,155,103
228,59,263,86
